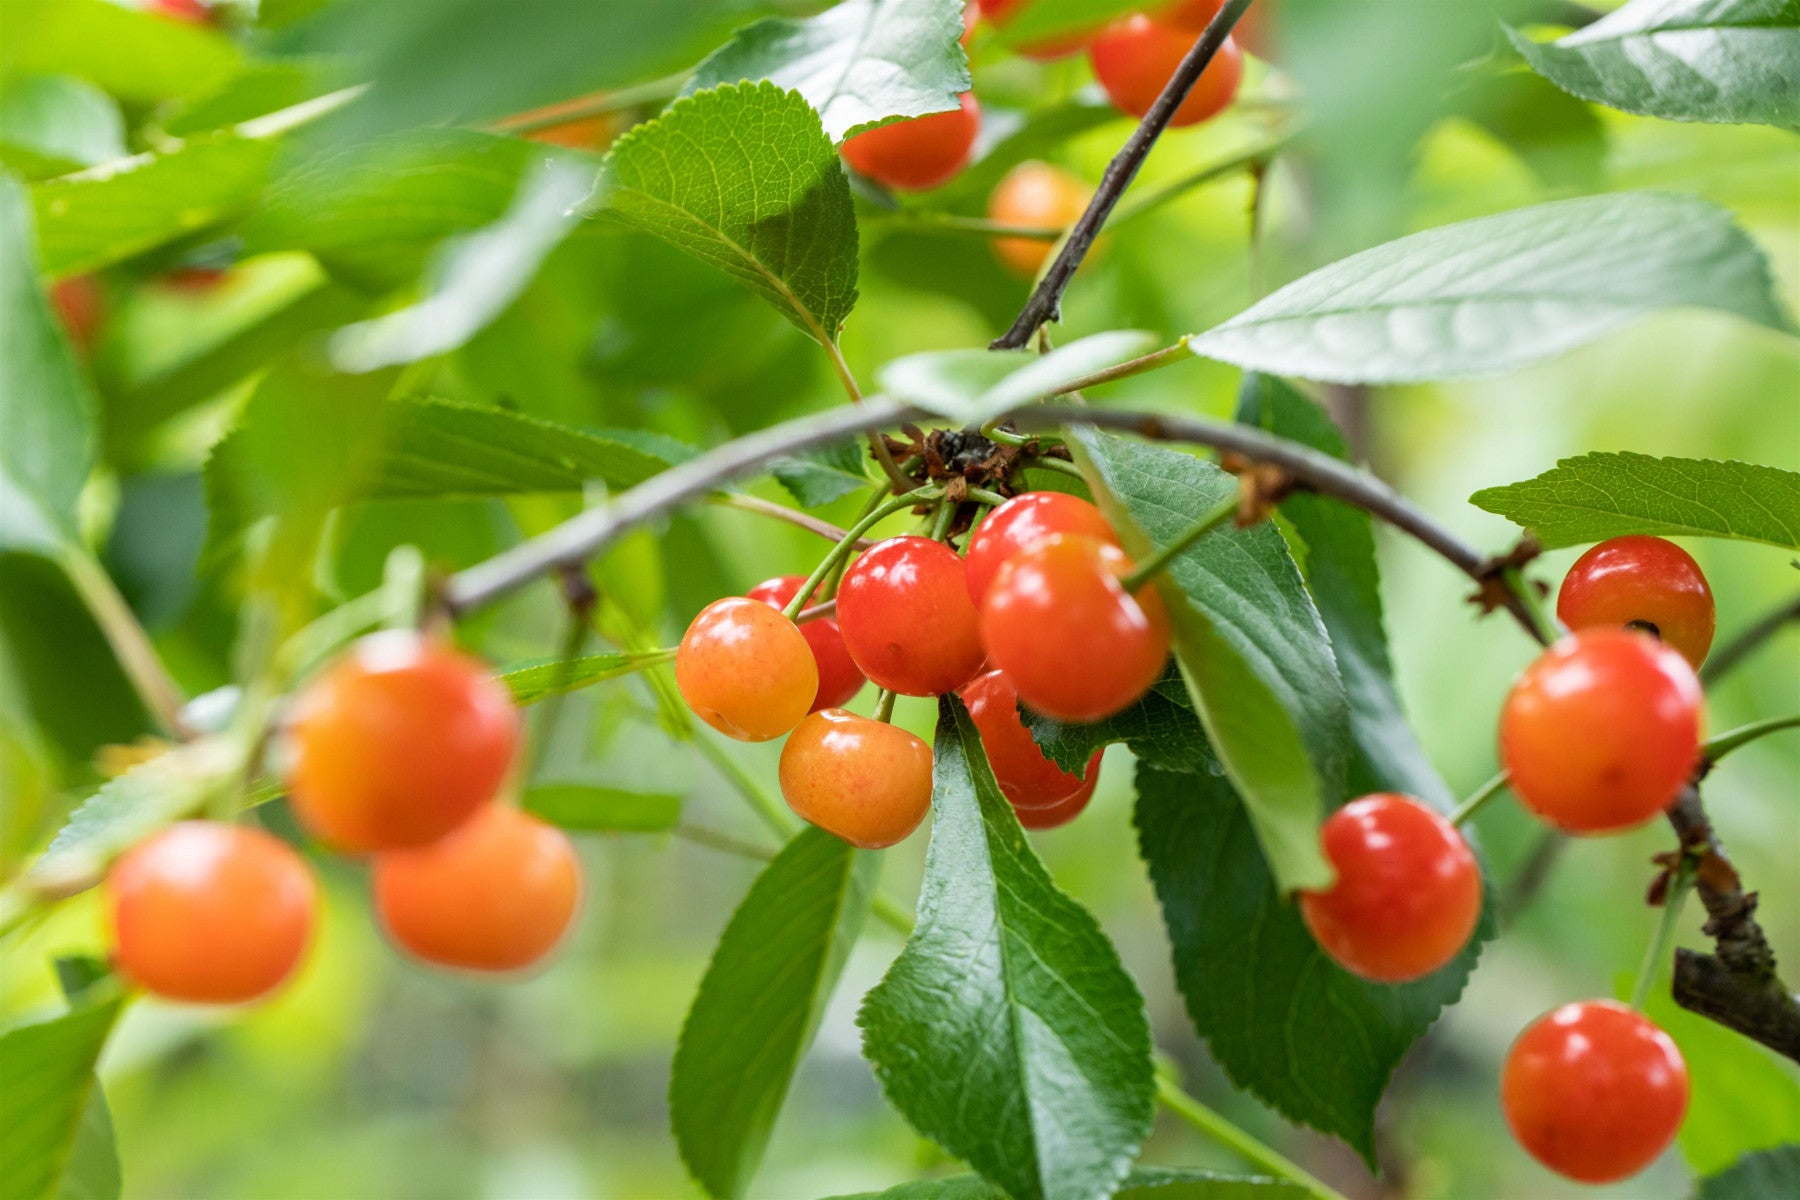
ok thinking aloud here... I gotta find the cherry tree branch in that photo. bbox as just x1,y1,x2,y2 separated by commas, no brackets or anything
1701,591,1800,685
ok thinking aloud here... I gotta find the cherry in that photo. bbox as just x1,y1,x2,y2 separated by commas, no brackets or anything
1014,780,1096,829
962,669,1101,810
978,0,1097,59
988,161,1090,277
1557,535,1715,669
49,276,103,354
108,822,316,1004
149,0,213,22
779,709,934,849
747,575,866,711
1089,16,1244,127
373,804,581,973
837,536,986,696
526,114,621,150
1503,1000,1689,1183
288,631,520,853
980,533,1170,722
964,492,1118,606
1499,628,1702,834
1298,794,1481,983
159,266,231,294
841,93,981,192
1161,0,1276,56
676,596,818,741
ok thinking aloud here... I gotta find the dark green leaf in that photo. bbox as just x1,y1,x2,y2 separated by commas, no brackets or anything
523,784,682,832
1187,193,1796,383
879,330,1156,425
1135,764,1482,1164
769,440,872,508
1509,0,1800,128
1070,428,1347,892
0,0,239,103
598,82,859,347
830,1166,1310,1199
1022,666,1214,777
0,990,125,1200
1451,68,1605,191
693,0,971,141
1470,452,1800,550
0,76,123,178
673,827,877,1199
500,652,677,706
1694,1145,1800,1200
859,698,1155,1200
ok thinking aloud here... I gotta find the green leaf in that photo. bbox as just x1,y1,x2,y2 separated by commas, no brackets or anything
859,697,1155,1200
830,1166,1310,1199
878,330,1157,425
769,440,872,508
499,652,677,706
0,0,239,103
1186,193,1796,384
161,59,337,136
1022,666,1214,777
0,172,92,556
672,827,877,1199
328,159,592,372
1135,764,1482,1164
1694,1145,1800,1200
1470,452,1800,550
598,81,859,347
1069,428,1347,892
692,0,971,141
0,990,125,1200
1451,69,1605,191
523,784,682,832
1236,376,1449,805
993,0,1142,48
53,1089,119,1200
0,77,124,179
1509,0,1800,128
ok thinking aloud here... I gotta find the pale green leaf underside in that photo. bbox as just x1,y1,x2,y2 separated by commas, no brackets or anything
499,652,676,706
879,330,1157,426
522,785,682,832
0,994,124,1200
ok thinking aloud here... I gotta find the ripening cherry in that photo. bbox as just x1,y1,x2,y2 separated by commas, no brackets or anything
837,536,986,696
526,113,622,150
841,94,981,192
373,804,582,972
964,492,1119,606
1089,16,1244,127
980,533,1170,722
159,266,231,294
1014,780,1096,829
1499,628,1702,834
978,0,1098,59
747,575,866,711
1298,794,1481,983
988,161,1091,277
149,0,213,22
1556,535,1715,669
108,822,317,1004
287,631,521,854
1503,1000,1689,1184
962,669,1101,810
677,597,818,741
49,276,103,354
779,709,935,849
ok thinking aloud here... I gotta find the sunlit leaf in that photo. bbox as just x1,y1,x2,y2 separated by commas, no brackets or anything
523,784,682,832
0,0,239,103
0,76,123,179
879,330,1157,425
500,652,678,706
0,991,124,1200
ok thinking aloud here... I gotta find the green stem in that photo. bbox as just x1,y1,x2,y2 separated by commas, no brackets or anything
59,545,190,738
869,891,915,937
1108,135,1295,228
1121,494,1238,592
1154,1076,1349,1200
926,497,958,542
1025,455,1086,480
1503,567,1564,646
488,71,688,133
689,725,796,842
782,488,940,620
872,689,898,724
1449,771,1509,827
825,339,913,491
891,210,1064,241
1630,857,1695,1011
1054,339,1193,395
672,822,776,862
711,493,866,546
1703,714,1800,764
965,486,1011,508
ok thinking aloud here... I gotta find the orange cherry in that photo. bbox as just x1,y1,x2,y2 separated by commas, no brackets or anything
676,597,818,741
1088,16,1243,127
841,93,981,192
987,161,1091,277
779,709,934,849
1556,536,1715,669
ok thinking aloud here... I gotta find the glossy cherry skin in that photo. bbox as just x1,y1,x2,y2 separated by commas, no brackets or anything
1298,794,1481,983
1499,628,1702,834
676,596,818,741
837,536,986,696
288,631,521,853
1503,1000,1689,1184
1089,17,1244,127
109,822,317,1004
1557,535,1715,669
963,669,1102,810
779,709,935,849
841,93,981,192
964,492,1119,606
1014,781,1096,829
988,161,1091,277
747,575,867,711
981,533,1170,722
374,805,581,973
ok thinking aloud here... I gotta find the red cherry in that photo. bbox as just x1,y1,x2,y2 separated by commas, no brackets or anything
962,669,1101,810
987,161,1092,277
779,709,934,848
1298,794,1481,983
1089,16,1243,127
964,492,1119,606
1557,535,1715,669
49,276,104,353
837,536,986,696
109,822,316,1004
676,596,818,741
980,533,1170,722
978,0,1098,59
1014,781,1096,829
747,575,867,711
1503,1000,1689,1183
149,0,213,22
1499,628,1702,834
159,266,231,293
841,93,981,192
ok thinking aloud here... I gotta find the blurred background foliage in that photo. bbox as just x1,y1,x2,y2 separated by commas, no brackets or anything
0,0,1795,1197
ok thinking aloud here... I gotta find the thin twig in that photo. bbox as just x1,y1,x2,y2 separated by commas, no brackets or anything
1701,592,1800,685
59,546,192,739
486,72,687,133
826,340,913,491
711,493,874,548
1155,1075,1348,1200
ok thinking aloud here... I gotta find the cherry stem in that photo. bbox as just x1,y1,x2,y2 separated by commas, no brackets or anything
1449,771,1510,828
926,496,957,542
1631,856,1696,1012
873,690,897,724
825,339,913,491
712,493,873,548
1025,455,1085,481
1121,494,1239,592
1153,1075,1350,1200
781,487,941,622
1501,566,1563,647
1702,714,1800,765
57,544,192,740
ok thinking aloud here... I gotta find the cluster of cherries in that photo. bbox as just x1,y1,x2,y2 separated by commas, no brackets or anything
107,632,580,1005
840,0,1249,276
